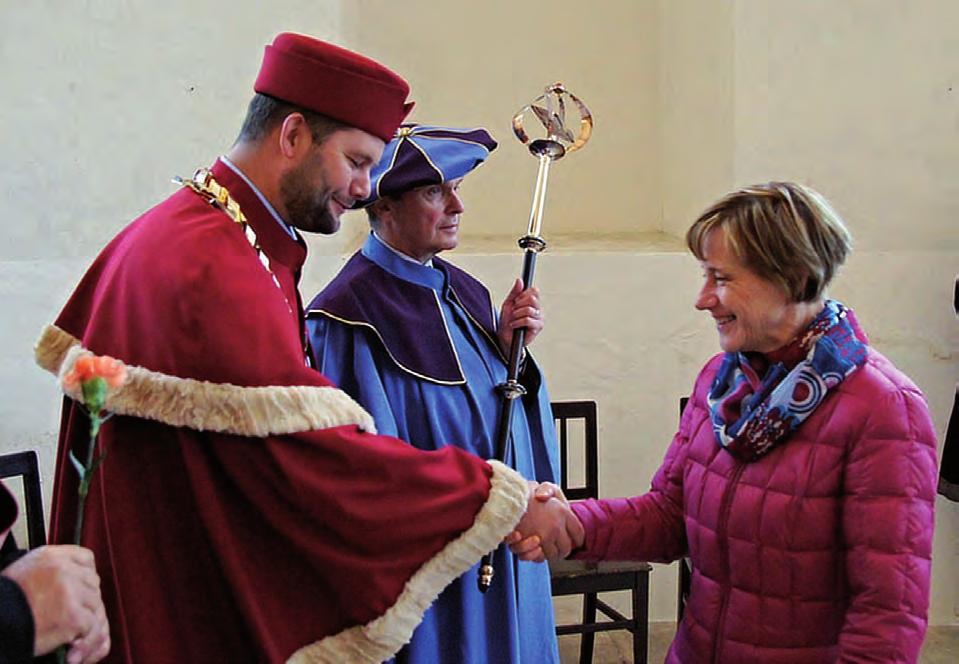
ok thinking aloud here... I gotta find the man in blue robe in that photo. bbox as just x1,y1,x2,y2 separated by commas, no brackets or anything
305,125,561,663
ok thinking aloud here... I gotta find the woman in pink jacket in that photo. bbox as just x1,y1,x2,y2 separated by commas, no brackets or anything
512,182,939,663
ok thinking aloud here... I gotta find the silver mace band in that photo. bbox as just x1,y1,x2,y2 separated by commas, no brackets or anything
478,82,593,593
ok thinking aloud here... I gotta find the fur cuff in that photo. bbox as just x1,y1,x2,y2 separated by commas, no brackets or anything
288,460,530,663
34,324,376,436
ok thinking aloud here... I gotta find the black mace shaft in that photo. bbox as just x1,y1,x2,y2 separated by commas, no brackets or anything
478,146,553,593
478,82,592,594
478,237,544,593
493,238,544,462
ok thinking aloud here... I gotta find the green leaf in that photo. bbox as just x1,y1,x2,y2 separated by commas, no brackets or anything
68,450,85,477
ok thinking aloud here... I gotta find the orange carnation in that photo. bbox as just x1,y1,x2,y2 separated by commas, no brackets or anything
56,350,128,549
93,355,127,388
62,353,127,391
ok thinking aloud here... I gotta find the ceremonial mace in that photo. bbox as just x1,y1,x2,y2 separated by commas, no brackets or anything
478,83,593,593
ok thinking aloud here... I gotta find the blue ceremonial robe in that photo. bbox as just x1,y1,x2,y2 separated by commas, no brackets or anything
306,233,560,664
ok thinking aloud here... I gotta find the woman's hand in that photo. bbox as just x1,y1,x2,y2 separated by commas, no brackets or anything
506,482,583,562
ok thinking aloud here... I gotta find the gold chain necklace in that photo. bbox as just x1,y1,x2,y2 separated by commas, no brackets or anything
174,168,316,367
173,168,292,314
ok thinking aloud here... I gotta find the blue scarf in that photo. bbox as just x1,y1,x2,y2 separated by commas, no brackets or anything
708,300,867,462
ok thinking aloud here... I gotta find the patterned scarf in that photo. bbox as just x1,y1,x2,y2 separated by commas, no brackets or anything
708,300,867,462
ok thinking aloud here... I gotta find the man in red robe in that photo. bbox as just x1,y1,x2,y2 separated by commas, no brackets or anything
35,33,580,663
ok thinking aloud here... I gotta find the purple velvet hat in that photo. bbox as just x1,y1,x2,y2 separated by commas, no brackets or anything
360,124,497,206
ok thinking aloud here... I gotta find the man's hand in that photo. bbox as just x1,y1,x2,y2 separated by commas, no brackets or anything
507,482,584,563
1,545,110,663
497,279,544,355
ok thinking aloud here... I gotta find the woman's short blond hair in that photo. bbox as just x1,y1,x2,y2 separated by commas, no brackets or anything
685,182,852,303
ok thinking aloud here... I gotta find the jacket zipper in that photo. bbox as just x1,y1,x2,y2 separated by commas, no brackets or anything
711,461,746,664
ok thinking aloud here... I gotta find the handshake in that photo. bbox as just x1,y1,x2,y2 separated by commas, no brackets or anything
506,482,585,563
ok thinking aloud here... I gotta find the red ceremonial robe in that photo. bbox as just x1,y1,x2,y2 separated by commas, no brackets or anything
33,160,529,663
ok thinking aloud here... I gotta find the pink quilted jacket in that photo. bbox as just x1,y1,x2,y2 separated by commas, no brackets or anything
571,338,938,663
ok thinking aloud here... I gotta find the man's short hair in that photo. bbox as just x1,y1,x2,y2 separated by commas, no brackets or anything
236,93,348,145
686,182,852,303
366,205,381,229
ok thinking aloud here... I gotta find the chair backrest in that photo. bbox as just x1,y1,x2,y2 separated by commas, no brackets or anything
551,400,598,501
0,451,46,549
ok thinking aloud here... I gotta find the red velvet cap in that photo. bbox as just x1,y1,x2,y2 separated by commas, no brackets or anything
254,33,414,142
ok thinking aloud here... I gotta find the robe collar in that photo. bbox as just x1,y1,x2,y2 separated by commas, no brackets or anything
362,231,447,291
307,234,498,384
209,159,308,275
219,155,298,240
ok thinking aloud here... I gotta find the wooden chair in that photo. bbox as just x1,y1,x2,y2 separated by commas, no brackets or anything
0,450,46,549
676,557,692,624
549,400,651,664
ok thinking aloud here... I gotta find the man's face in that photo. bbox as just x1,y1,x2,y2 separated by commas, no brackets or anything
280,128,384,234
375,179,465,262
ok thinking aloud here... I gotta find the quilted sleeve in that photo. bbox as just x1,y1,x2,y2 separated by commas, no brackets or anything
837,384,938,663
570,365,715,562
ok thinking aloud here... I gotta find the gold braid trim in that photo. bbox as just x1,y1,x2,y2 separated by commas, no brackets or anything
34,324,376,436
287,461,530,664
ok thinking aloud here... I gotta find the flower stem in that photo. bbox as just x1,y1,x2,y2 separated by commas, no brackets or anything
73,411,102,545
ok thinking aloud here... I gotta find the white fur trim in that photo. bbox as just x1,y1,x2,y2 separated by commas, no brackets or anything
34,324,376,436
287,460,530,663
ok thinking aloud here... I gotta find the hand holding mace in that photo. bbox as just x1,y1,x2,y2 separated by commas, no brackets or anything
478,82,593,592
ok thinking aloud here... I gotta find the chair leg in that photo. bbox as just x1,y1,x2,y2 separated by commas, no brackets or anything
579,592,597,664
633,572,649,664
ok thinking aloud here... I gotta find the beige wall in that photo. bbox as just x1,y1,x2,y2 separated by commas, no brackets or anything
659,0,736,238
731,0,958,254
1,0,956,625
340,0,661,245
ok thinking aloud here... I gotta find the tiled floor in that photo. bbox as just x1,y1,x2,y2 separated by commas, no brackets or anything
555,600,959,663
